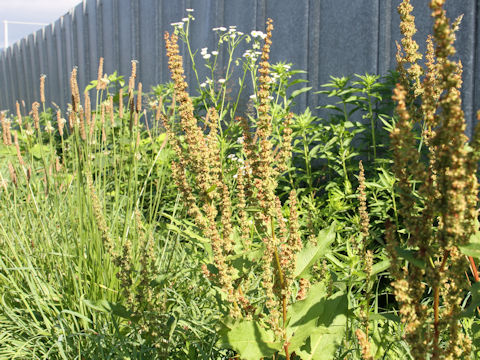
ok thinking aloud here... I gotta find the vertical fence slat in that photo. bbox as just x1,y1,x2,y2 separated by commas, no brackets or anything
12,44,26,107
138,0,156,91
474,0,480,129
54,18,66,109
118,0,133,79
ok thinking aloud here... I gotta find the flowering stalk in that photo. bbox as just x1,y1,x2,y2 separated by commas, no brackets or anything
388,0,479,358
163,17,299,359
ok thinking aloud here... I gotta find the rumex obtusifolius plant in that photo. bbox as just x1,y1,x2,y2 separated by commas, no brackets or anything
387,0,480,358
162,18,347,360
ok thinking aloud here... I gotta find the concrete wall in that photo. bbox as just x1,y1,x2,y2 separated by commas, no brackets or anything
0,0,478,133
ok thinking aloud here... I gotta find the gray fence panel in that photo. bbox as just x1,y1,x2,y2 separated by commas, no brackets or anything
26,34,38,104
476,1,480,128
54,18,66,110
63,12,75,104
19,39,31,104
117,0,134,78
0,53,6,109
138,0,158,91
0,0,479,133
100,0,117,75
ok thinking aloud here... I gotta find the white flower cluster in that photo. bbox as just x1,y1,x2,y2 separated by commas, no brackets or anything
250,30,267,39
242,49,262,62
270,72,280,84
233,164,252,179
200,78,213,88
171,10,195,28
249,94,273,101
201,47,211,60
227,153,245,163
227,25,243,39
171,22,184,28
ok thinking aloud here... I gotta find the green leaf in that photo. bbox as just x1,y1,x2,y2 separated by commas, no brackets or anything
357,259,391,280
395,247,426,269
290,87,312,99
294,224,336,278
462,281,480,317
83,299,137,320
460,231,480,258
287,283,347,358
218,320,281,360
30,144,53,160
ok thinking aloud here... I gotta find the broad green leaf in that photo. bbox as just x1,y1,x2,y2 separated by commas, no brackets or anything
287,283,347,358
357,259,391,280
218,320,281,360
294,224,336,278
459,231,480,258
30,144,53,160
462,281,480,317
287,282,327,350
83,299,136,320
395,247,426,269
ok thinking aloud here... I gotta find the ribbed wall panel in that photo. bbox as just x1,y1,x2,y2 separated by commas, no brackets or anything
0,0,478,132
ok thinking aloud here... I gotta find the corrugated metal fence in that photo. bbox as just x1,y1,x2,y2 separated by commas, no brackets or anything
0,0,479,133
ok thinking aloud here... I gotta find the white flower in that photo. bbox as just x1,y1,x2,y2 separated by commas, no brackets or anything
200,82,207,88
201,47,208,55
229,25,237,29
284,64,291,71
171,22,184,28
218,78,226,84
206,78,213,84
267,96,274,100
45,121,54,133
233,174,238,179
227,154,237,160
251,30,266,39
249,94,257,100
211,51,218,56
218,26,227,31
238,31,244,35
203,54,211,60
236,137,244,144
230,34,236,39
182,17,189,22
186,8,194,12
